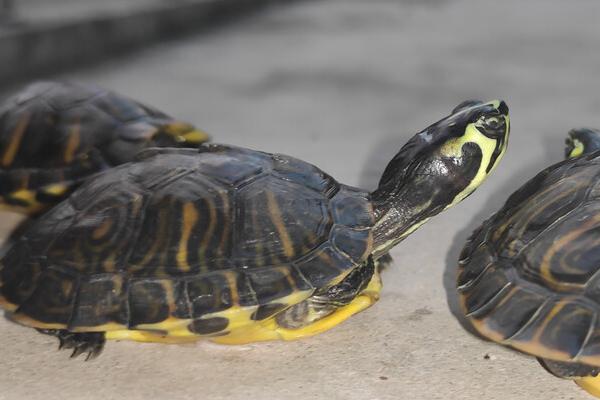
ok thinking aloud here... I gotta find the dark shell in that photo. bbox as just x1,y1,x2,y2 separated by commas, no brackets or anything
0,144,374,332
458,152,600,365
0,81,206,212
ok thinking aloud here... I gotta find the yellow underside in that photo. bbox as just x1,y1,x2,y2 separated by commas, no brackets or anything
576,376,600,398
105,269,382,345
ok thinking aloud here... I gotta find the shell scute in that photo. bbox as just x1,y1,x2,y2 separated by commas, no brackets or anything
470,286,547,342
186,272,233,317
459,154,600,363
235,176,332,265
271,153,337,196
128,280,178,326
294,245,356,287
330,225,372,261
330,186,373,229
15,268,77,325
70,274,128,329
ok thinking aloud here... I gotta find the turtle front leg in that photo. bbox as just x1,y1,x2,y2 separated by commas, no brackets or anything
273,256,389,340
272,260,382,340
37,329,105,360
211,256,388,345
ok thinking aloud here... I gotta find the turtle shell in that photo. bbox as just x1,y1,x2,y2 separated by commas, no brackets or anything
0,144,373,336
458,152,600,366
0,81,208,213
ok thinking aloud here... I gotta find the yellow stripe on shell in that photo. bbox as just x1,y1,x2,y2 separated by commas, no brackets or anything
199,196,217,266
176,202,199,272
539,212,600,291
2,111,30,167
64,122,81,163
266,191,295,259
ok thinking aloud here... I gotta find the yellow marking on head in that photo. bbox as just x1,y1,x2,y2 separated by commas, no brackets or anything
181,129,210,144
162,122,210,144
266,191,295,259
442,116,509,209
2,112,30,167
64,121,81,163
576,375,600,397
41,183,69,197
176,202,199,272
569,138,585,158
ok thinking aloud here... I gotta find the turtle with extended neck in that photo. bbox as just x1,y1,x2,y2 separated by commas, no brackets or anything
0,100,509,358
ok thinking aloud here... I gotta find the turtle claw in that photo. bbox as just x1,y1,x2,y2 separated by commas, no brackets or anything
37,329,105,360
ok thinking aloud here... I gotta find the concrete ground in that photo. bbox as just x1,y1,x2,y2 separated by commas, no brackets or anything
1,0,600,399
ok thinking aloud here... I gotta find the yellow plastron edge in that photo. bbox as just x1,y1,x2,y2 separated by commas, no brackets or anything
576,376,600,398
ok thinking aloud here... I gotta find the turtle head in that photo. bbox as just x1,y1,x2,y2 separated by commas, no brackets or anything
371,100,510,257
565,128,600,159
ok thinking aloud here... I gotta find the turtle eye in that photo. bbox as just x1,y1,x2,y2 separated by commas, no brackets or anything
484,117,501,130
476,115,506,137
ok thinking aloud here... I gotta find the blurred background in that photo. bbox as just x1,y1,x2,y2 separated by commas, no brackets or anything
0,1,600,399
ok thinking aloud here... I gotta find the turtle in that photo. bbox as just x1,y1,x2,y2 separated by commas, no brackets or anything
0,81,209,215
0,99,509,359
457,127,600,397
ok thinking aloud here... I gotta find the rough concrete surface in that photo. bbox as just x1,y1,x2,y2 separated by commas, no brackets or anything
1,0,600,399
